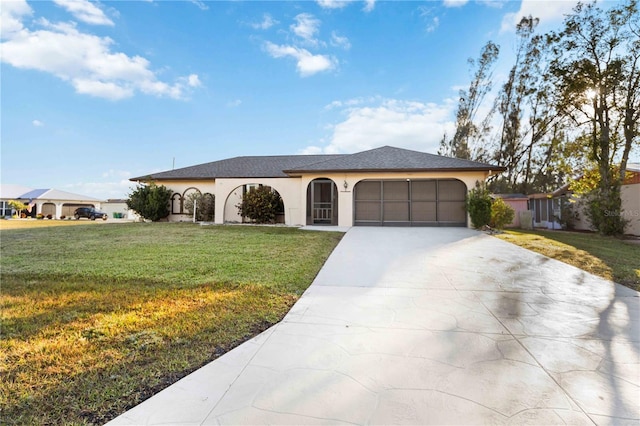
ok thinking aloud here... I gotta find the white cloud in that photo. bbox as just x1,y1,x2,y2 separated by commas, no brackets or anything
0,0,32,36
418,6,440,33
330,31,351,50
316,0,374,12
189,0,208,11
52,0,114,26
250,13,278,30
501,0,579,33
0,5,200,100
291,13,321,45
305,98,456,154
264,42,336,77
443,0,469,8
32,119,44,127
316,0,351,10
363,0,376,12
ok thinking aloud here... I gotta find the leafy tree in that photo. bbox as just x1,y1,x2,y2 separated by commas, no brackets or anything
236,186,284,224
126,183,171,221
466,182,492,229
490,198,516,230
547,0,639,234
8,200,28,217
440,41,500,160
183,192,215,221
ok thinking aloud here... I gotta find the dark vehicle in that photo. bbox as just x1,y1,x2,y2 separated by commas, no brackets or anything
74,207,108,221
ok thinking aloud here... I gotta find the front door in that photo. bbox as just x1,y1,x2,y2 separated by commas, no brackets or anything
312,180,335,224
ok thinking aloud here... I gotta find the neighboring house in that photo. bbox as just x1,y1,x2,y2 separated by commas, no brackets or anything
0,184,103,219
529,193,563,230
533,163,640,235
492,194,529,228
131,146,504,227
101,199,140,220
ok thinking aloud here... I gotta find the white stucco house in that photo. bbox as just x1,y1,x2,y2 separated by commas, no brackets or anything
0,185,103,219
131,146,504,228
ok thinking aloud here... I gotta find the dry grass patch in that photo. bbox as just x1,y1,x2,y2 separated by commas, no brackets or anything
1,223,342,425
496,229,640,291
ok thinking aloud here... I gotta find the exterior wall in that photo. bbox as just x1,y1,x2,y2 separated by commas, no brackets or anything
300,170,489,228
500,198,529,227
622,183,640,236
215,178,302,226
156,180,215,222
101,202,140,220
155,171,491,228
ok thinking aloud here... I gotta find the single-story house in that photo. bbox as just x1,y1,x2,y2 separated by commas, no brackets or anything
530,163,640,235
492,194,530,228
0,184,103,219
101,199,140,220
131,146,504,227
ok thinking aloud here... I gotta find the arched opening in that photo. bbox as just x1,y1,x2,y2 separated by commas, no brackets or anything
306,178,338,225
171,193,182,214
41,203,56,218
224,184,285,224
353,179,467,226
181,187,202,215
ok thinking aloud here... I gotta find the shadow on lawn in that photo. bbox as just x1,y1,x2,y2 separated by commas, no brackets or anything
1,274,296,425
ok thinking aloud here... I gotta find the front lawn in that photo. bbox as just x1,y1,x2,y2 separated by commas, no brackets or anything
0,223,342,425
495,229,640,291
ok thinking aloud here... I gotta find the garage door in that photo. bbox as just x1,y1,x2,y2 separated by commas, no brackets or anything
354,179,467,226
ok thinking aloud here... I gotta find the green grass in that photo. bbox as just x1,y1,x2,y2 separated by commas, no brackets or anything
495,229,640,291
0,223,342,425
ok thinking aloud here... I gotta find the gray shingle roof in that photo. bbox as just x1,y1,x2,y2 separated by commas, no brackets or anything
132,146,503,181
284,146,503,173
133,154,340,180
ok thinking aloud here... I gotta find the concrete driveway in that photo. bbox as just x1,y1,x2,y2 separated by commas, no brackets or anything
109,227,639,425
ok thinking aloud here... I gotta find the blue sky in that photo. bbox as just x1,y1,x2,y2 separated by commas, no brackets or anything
1,0,630,199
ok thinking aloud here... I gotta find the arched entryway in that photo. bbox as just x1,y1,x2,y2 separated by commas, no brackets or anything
353,179,467,226
224,184,285,224
306,178,338,225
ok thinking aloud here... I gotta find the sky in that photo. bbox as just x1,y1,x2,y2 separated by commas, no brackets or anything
1,0,633,200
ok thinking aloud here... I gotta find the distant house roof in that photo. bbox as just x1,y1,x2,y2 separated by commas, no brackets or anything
132,146,503,181
0,185,102,202
0,184,34,199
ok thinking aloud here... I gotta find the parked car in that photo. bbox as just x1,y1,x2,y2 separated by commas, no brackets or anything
74,207,108,221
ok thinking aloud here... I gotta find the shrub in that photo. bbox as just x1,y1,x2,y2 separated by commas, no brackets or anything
46,214,53,220
584,186,627,236
490,198,515,230
183,192,215,222
466,182,492,229
126,183,171,222
237,186,284,224
60,215,66,220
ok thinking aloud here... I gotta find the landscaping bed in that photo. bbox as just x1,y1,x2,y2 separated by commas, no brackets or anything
0,223,342,425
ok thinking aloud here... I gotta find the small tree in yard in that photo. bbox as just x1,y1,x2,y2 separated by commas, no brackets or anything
490,198,515,230
126,183,171,222
466,182,492,229
237,186,284,224
8,200,28,217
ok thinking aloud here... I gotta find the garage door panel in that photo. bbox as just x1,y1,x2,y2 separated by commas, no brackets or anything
411,201,437,222
355,201,382,222
355,181,381,200
438,180,466,201
411,181,437,200
383,201,409,222
383,181,409,200
437,201,466,223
